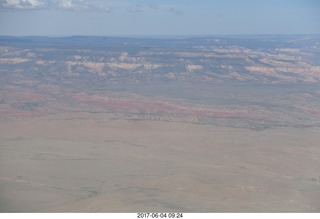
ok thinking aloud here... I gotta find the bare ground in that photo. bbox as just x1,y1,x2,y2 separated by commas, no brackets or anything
0,113,320,212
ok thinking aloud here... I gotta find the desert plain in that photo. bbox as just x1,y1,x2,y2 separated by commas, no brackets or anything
1,113,320,212
1,35,320,212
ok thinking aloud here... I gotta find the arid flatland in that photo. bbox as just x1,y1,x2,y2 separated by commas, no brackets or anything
1,35,320,212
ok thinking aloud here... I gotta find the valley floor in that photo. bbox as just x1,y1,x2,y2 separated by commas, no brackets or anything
0,113,320,212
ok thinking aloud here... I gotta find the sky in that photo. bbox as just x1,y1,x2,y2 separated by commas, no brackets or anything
0,0,319,36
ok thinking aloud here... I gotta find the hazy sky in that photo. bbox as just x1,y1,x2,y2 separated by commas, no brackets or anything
0,0,319,36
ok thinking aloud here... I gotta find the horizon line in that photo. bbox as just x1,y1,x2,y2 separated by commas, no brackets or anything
0,33,320,38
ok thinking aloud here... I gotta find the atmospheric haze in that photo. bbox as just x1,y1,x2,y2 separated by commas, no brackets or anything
1,35,320,212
